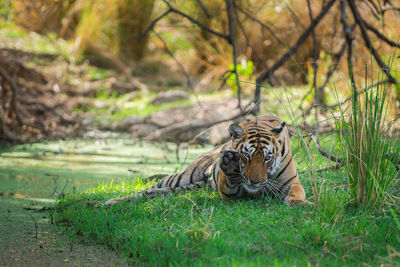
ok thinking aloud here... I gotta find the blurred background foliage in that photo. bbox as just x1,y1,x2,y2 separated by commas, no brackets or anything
1,0,400,103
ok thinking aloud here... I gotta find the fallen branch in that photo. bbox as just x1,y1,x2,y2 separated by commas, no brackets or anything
146,107,253,144
310,133,344,163
315,162,344,173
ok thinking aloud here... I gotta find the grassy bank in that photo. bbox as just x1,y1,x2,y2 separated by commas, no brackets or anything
53,139,400,266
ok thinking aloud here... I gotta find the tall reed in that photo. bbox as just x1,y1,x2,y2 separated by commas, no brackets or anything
337,64,399,210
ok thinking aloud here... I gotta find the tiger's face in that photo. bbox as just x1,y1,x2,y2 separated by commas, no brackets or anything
228,118,286,186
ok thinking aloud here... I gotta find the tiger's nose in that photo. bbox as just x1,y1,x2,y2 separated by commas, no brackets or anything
250,179,262,185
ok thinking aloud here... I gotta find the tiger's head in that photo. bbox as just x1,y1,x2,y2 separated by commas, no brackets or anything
228,116,288,186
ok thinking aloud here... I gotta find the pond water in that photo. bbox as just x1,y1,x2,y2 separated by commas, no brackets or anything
0,137,210,202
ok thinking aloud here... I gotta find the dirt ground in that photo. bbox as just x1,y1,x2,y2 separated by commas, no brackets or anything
0,198,129,266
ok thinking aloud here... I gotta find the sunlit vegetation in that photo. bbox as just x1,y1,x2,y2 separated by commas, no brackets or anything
0,0,400,265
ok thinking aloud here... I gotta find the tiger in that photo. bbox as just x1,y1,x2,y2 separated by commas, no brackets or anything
105,115,309,206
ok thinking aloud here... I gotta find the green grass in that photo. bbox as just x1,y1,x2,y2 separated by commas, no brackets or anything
54,178,400,266
53,138,400,266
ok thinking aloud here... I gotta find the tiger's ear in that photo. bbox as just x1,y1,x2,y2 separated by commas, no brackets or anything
271,122,286,135
229,124,244,139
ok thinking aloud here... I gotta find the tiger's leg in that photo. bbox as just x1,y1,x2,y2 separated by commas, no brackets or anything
282,177,311,206
216,148,245,199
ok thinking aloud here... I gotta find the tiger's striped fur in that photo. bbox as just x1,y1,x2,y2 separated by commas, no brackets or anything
105,115,308,206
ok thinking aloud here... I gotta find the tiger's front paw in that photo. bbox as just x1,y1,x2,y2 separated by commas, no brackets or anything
220,149,243,184
284,196,314,206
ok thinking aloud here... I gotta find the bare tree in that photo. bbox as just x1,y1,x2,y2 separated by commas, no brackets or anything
140,0,399,115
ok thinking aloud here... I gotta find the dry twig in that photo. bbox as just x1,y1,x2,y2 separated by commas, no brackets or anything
310,133,344,163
